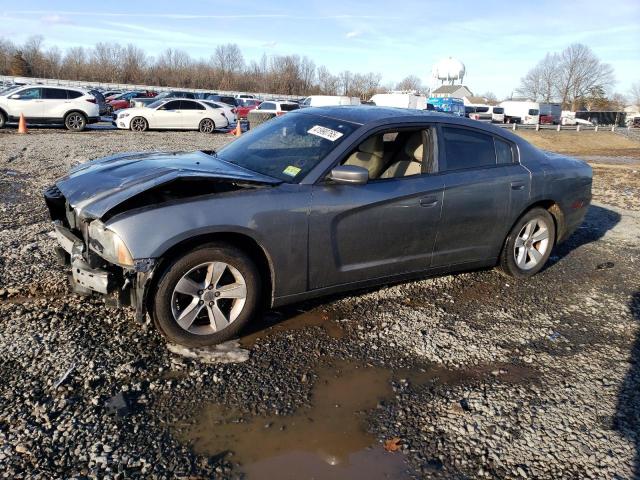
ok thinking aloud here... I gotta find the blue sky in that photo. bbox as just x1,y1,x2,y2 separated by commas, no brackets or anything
1,0,638,98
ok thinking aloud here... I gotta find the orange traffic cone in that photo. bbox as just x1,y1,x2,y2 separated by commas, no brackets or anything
234,121,242,137
18,113,28,134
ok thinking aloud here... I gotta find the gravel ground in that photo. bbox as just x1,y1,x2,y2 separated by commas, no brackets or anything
0,127,639,479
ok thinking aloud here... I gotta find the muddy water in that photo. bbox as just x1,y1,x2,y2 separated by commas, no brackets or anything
180,361,414,479
240,308,345,347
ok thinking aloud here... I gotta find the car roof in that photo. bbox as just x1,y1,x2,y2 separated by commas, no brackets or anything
296,105,447,125
295,105,526,141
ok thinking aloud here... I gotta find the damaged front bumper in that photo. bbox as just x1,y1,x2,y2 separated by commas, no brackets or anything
53,221,157,323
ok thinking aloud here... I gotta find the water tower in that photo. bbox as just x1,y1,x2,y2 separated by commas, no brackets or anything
432,57,466,85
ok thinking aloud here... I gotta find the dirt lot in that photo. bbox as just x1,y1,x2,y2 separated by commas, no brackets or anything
0,127,639,479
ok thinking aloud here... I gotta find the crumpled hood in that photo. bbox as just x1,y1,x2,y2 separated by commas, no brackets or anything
56,150,280,219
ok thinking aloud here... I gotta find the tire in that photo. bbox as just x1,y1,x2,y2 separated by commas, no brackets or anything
64,112,87,131
498,207,556,279
0,111,6,128
199,118,216,133
130,116,148,132
152,243,261,347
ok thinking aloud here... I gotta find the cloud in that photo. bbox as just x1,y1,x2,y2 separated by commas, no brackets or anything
346,31,361,38
261,41,278,48
41,14,74,25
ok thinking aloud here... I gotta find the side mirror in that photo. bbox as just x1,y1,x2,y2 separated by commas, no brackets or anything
329,165,369,185
9,94,21,99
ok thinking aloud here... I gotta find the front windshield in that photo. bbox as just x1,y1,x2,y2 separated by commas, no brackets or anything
217,113,359,183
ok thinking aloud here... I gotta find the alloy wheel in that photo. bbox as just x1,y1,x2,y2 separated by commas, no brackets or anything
66,114,84,130
131,117,147,131
170,261,247,335
200,119,215,133
513,217,551,270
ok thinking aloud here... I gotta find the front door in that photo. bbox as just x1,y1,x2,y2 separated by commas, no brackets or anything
151,100,182,129
309,127,444,289
8,87,43,120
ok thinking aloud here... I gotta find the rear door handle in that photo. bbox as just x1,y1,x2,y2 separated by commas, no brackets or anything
511,182,525,190
419,196,439,207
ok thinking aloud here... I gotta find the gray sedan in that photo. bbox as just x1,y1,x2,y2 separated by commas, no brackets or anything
44,106,592,346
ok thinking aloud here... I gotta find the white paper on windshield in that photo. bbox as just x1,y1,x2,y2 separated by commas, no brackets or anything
307,125,343,141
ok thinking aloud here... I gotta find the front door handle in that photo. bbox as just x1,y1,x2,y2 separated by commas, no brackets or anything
511,182,525,191
419,196,439,207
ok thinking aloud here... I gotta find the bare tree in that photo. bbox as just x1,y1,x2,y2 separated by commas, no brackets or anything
395,75,422,92
9,51,30,76
556,44,614,109
0,38,17,75
629,81,640,108
480,91,498,104
517,53,559,102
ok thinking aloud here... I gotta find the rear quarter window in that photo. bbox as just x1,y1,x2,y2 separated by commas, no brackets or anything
442,127,496,171
280,103,300,111
67,90,82,99
495,138,515,164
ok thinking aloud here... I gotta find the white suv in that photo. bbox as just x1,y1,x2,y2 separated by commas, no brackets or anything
0,85,100,131
255,100,300,116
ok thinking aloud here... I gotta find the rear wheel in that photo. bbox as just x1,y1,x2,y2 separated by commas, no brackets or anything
152,243,260,347
0,111,6,128
199,118,216,133
64,112,87,131
130,116,148,132
498,208,556,278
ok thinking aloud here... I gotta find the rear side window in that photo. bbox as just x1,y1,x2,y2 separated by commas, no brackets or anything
475,106,489,113
220,96,236,106
495,139,514,164
67,90,82,99
43,88,68,100
442,127,496,171
163,100,181,109
180,100,204,110
280,103,299,111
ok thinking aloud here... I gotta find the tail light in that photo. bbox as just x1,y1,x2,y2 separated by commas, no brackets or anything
221,112,227,119
231,108,237,114
276,111,284,116
86,98,96,104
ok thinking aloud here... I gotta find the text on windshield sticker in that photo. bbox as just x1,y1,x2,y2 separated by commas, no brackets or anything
307,125,344,141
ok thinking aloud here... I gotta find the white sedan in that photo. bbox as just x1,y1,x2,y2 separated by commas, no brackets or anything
114,99,229,132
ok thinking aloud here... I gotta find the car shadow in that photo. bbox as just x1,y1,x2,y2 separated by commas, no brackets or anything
548,204,621,267
616,291,640,477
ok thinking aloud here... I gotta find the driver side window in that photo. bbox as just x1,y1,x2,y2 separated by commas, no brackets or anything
340,128,433,180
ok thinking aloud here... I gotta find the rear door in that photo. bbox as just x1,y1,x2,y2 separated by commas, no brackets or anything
431,125,529,266
179,100,205,129
41,88,70,120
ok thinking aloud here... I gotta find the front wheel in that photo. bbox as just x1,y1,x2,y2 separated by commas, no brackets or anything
0,111,6,128
498,208,556,279
130,116,148,132
65,112,87,131
199,118,216,133
152,244,261,347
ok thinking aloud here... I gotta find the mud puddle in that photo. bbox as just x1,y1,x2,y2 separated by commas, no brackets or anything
179,360,415,479
240,308,344,347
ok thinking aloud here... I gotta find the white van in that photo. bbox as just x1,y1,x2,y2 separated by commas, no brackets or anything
500,100,540,124
490,106,505,123
369,93,427,110
301,95,360,107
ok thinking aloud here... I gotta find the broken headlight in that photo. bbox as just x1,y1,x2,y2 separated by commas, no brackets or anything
88,220,134,267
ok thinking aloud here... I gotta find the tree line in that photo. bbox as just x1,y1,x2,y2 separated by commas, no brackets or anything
0,35,426,98
516,43,633,111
